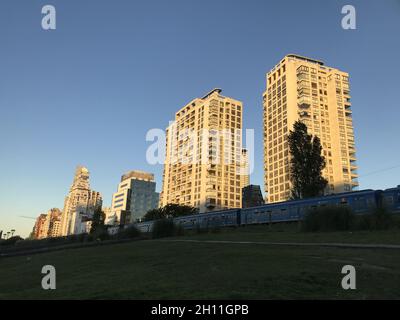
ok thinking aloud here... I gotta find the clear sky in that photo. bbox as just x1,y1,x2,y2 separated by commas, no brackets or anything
1,0,399,238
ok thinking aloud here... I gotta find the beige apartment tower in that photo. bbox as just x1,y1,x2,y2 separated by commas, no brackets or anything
263,54,358,203
160,89,244,212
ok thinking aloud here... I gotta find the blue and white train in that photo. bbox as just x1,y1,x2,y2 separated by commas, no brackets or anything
135,186,400,233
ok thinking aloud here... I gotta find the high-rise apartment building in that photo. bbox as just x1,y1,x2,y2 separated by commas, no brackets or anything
109,170,159,225
60,166,102,235
263,54,358,203
41,208,62,238
33,214,47,239
160,88,244,212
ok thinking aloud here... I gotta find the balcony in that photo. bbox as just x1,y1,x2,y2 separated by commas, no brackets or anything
205,197,216,208
298,96,311,108
298,110,311,118
206,178,217,186
351,172,358,179
351,180,359,187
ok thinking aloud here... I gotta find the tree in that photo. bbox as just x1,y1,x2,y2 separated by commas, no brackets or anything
143,208,166,221
143,204,198,222
288,121,328,199
163,203,197,218
90,207,105,235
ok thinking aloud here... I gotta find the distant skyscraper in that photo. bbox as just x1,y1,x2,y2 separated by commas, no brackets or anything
60,166,102,235
160,88,244,212
109,170,159,225
263,54,358,203
33,214,47,239
41,208,62,238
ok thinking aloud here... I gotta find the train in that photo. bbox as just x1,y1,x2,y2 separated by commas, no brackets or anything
134,186,400,233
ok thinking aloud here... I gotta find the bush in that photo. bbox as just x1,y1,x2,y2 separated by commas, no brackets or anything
302,205,397,232
302,206,355,232
355,207,393,231
115,225,141,240
195,224,208,234
0,236,24,246
152,219,184,239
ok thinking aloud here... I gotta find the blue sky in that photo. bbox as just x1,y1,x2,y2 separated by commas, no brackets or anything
1,0,399,237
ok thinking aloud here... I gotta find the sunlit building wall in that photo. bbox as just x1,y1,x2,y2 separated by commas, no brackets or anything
160,89,244,212
263,54,358,203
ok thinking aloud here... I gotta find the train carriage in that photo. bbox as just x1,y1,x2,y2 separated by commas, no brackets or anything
382,186,400,214
132,186,399,235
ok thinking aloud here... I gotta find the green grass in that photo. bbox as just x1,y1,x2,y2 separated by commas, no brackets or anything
180,223,400,244
1,224,399,299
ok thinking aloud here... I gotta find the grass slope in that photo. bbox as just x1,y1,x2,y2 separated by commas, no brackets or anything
1,225,399,299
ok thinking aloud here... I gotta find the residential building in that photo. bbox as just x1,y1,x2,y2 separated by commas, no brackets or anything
160,88,244,212
41,208,62,238
33,214,47,239
60,166,102,235
263,54,358,203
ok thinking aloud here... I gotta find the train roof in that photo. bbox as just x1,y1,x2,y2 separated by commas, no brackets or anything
382,185,400,192
242,189,377,211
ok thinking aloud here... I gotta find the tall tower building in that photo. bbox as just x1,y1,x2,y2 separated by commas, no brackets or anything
60,166,102,235
160,88,243,212
109,170,159,225
263,54,358,203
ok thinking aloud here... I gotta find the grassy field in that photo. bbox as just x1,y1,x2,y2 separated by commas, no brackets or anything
180,223,400,244
1,224,400,299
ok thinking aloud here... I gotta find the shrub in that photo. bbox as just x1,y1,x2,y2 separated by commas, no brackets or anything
355,207,393,231
195,224,207,234
0,236,24,246
210,226,221,233
152,219,184,239
115,225,141,240
302,206,355,232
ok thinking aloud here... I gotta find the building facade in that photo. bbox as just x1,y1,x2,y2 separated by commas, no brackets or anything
33,214,47,239
160,88,244,212
60,166,102,236
41,208,62,238
263,54,358,203
109,170,159,225
242,185,264,208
